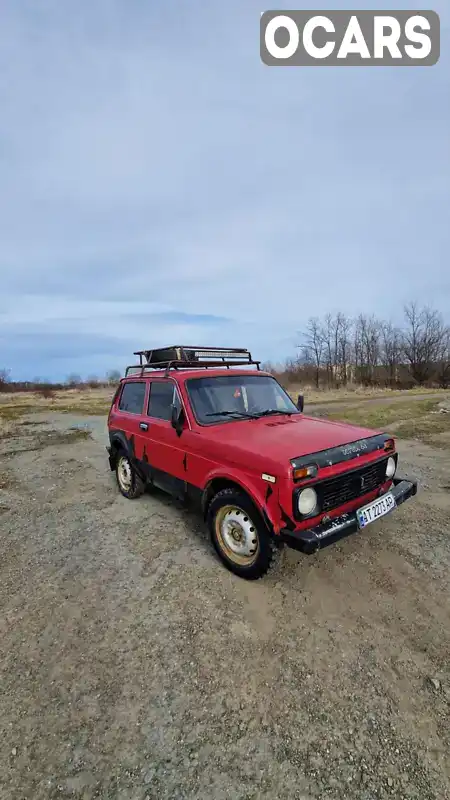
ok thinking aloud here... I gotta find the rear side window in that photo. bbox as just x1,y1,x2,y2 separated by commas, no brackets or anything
110,383,122,408
118,382,146,414
148,381,177,421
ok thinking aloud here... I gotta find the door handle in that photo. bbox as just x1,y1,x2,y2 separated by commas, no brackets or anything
139,422,149,431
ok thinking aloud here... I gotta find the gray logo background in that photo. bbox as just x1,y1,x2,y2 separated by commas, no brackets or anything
260,10,440,66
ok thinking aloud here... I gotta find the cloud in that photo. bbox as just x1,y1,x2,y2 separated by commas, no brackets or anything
0,0,449,379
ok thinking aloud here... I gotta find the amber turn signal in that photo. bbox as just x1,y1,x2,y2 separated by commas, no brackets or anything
293,464,318,481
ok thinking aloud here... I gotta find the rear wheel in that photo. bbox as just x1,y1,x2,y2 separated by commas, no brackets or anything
115,451,146,499
207,488,282,580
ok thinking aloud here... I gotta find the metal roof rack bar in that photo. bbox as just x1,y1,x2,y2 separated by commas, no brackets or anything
133,346,253,366
124,345,261,377
124,360,262,377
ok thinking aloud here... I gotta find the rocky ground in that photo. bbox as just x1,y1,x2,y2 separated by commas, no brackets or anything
0,411,449,800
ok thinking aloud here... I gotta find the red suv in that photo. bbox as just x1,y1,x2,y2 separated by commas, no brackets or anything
107,346,417,580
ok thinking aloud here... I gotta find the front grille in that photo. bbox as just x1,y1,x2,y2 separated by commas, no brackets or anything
319,458,387,512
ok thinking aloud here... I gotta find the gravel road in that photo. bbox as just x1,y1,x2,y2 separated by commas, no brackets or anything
0,414,449,800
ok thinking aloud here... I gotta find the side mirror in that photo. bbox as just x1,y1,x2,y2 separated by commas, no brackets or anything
171,404,184,436
296,394,304,413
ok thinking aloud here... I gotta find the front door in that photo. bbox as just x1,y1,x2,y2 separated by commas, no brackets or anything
139,378,187,497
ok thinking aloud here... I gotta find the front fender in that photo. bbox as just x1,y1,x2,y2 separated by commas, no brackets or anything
203,467,282,534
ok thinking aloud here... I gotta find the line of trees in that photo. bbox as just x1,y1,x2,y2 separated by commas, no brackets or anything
0,369,122,394
264,302,450,389
1,302,449,394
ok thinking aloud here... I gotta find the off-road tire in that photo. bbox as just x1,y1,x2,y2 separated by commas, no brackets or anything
115,450,146,499
207,488,282,580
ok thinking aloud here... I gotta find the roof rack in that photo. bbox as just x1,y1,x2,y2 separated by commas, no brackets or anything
124,345,261,377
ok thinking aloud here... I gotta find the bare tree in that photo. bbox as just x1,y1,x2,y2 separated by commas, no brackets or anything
260,360,274,374
335,313,353,386
353,314,381,385
283,356,303,384
106,369,121,385
317,313,354,387
302,317,324,388
66,373,82,388
322,313,336,387
380,321,402,387
435,327,450,389
402,302,448,385
0,369,10,392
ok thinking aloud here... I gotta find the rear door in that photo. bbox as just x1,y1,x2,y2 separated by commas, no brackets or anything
142,378,187,497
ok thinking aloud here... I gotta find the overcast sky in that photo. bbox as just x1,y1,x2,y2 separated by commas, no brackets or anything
0,0,449,381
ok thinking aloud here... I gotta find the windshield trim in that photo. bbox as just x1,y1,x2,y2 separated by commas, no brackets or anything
185,374,299,427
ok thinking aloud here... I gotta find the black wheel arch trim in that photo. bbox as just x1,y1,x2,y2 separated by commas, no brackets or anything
109,430,132,455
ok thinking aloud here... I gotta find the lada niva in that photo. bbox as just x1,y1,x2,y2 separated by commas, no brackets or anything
107,346,417,579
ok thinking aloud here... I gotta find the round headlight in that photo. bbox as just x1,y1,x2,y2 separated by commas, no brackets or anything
298,487,318,516
386,456,396,478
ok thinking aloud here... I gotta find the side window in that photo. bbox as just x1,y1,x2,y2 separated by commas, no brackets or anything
148,381,178,421
118,382,146,414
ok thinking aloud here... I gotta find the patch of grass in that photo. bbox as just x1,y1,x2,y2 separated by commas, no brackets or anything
288,385,449,405
47,403,109,416
1,402,108,419
1,427,92,456
395,412,450,447
325,399,441,430
0,406,25,422
38,428,92,446
0,387,113,418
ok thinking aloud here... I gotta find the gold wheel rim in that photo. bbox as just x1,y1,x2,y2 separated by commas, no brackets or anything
215,504,260,566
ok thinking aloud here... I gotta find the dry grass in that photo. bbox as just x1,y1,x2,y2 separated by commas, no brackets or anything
0,387,113,419
0,426,92,457
287,384,448,405
321,395,450,448
0,392,94,451
0,405,27,422
395,411,450,447
1,384,448,419
324,399,441,429
1,384,449,444
46,427,92,445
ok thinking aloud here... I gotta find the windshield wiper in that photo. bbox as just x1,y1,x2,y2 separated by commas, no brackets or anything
253,409,296,418
205,410,259,419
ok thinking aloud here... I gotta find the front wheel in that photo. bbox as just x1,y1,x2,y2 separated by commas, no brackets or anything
207,488,282,580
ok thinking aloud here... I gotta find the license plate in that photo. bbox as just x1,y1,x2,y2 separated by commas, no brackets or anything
356,492,396,529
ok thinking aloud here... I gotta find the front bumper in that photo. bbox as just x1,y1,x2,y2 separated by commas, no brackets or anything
280,476,418,554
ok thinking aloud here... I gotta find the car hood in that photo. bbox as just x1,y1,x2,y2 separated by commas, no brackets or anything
202,414,382,471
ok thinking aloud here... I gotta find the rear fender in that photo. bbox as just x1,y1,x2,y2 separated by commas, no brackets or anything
109,430,130,458
108,431,146,480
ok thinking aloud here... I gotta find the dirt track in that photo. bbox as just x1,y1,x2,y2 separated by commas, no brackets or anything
0,413,449,800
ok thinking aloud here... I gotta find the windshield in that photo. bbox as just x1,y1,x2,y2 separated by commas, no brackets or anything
186,374,299,425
